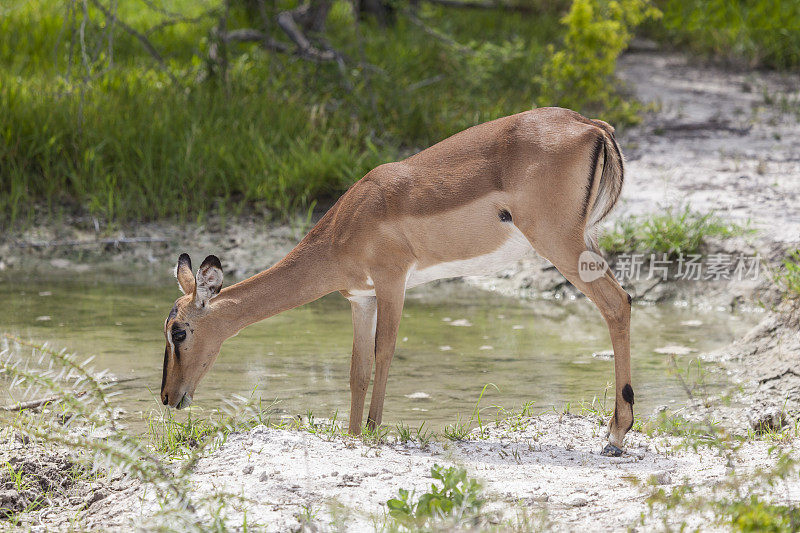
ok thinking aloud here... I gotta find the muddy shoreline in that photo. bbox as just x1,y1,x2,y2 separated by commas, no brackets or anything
2,49,800,530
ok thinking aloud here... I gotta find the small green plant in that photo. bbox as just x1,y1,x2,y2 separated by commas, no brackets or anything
396,422,413,444
386,464,485,530
775,250,800,299
444,415,472,441
599,206,747,257
537,0,661,125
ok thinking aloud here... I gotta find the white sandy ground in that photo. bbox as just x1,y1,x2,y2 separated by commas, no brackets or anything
69,413,800,532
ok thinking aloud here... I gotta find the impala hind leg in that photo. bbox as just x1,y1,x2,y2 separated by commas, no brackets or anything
535,239,633,455
347,295,377,434
366,276,406,431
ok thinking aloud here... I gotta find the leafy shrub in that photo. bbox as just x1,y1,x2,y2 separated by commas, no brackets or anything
537,0,662,125
386,464,485,530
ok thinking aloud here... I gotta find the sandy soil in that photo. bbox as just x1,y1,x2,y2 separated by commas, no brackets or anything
36,413,793,532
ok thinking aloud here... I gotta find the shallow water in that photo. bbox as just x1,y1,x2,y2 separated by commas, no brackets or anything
0,272,759,433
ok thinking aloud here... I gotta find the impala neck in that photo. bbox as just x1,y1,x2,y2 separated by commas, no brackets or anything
212,238,342,337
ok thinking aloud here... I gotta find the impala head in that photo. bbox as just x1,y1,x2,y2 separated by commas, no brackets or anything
161,253,225,409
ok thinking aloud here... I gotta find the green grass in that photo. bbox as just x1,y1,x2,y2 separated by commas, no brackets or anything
652,0,800,71
599,206,748,257
0,0,567,227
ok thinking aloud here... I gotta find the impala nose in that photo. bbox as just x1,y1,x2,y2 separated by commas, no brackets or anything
162,393,169,406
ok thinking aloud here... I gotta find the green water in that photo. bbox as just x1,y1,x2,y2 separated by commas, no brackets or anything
0,273,759,432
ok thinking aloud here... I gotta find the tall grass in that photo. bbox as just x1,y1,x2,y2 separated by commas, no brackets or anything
653,0,800,70
0,0,565,227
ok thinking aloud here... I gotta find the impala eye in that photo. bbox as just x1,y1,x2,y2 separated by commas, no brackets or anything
172,329,186,343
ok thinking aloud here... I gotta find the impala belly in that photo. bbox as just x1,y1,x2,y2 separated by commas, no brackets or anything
406,224,533,289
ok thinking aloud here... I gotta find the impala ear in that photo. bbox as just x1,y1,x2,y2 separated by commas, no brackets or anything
195,255,223,308
175,253,195,295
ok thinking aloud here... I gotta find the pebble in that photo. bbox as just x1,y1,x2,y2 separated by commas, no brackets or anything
592,350,614,360
567,494,589,507
651,471,672,485
259,472,268,482
242,465,254,475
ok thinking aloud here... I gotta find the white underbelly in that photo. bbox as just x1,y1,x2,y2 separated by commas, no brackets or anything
406,224,533,289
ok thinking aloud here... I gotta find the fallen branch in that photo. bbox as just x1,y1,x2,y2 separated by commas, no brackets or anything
424,0,534,13
14,237,167,249
1,391,87,412
220,29,291,53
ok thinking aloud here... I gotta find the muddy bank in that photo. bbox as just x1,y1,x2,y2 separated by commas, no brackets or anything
0,435,133,530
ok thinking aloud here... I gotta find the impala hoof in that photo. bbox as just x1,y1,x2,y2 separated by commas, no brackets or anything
601,443,623,457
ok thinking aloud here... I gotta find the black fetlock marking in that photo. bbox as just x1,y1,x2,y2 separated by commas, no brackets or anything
622,384,634,405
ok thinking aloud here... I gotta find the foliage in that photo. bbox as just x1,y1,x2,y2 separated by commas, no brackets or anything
536,0,661,125
599,205,747,257
386,464,485,530
654,0,800,70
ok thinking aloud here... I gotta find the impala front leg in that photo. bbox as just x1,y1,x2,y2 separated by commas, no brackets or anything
366,275,406,431
347,295,377,434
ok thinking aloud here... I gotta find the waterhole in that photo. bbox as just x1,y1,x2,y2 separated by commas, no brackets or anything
0,273,759,432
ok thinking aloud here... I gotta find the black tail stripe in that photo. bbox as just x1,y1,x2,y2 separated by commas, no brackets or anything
581,136,605,219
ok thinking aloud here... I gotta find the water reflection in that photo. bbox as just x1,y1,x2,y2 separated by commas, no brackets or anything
0,274,759,433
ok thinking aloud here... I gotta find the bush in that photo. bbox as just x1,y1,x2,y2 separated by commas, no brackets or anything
536,0,661,125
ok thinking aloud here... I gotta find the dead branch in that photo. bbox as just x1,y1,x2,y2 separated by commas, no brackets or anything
424,0,534,12
1,391,87,412
404,10,474,55
220,29,291,53
14,237,167,249
88,0,180,84
276,7,338,62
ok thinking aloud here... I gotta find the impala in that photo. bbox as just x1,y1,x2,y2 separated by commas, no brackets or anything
160,107,634,456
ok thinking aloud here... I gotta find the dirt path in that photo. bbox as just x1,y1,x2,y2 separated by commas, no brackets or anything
618,51,800,243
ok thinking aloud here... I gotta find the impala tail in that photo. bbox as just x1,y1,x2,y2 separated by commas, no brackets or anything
584,128,625,249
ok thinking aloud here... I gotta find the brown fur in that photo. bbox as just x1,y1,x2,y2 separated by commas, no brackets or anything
161,107,634,447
